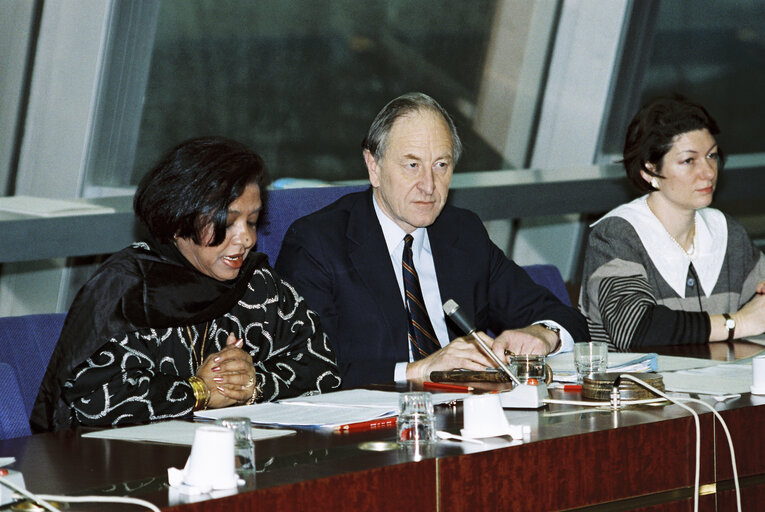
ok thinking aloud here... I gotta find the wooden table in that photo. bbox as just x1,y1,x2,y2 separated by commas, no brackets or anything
1,344,763,511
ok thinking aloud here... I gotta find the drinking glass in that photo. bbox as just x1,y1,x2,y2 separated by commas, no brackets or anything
573,342,608,384
509,354,552,384
397,392,436,445
215,416,255,476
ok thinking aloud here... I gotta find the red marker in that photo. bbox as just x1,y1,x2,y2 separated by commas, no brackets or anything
333,416,397,433
423,381,474,393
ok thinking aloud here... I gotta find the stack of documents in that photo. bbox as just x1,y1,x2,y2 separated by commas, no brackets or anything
195,389,468,430
548,350,757,395
548,352,659,383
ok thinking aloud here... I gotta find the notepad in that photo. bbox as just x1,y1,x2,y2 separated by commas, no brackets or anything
0,196,115,217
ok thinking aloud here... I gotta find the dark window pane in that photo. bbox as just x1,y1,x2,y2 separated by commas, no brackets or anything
132,0,503,185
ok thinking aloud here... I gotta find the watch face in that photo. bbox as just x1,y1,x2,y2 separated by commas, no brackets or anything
726,318,736,329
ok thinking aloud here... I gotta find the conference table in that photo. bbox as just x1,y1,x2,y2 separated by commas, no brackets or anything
1,342,763,511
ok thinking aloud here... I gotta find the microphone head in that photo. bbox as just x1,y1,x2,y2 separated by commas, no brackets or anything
442,299,475,335
442,299,459,316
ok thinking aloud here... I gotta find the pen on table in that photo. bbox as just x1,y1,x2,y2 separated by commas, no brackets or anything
333,416,397,433
423,381,474,393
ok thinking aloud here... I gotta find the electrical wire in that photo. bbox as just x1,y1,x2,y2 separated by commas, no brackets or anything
612,375,701,512
0,476,59,512
544,397,667,407
672,398,742,512
36,494,161,512
0,475,161,512
619,374,741,512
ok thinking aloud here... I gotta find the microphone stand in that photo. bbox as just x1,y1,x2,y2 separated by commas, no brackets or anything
442,299,548,409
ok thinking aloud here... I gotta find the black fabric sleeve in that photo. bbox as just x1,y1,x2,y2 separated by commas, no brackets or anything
251,270,342,400
630,305,711,347
63,333,197,427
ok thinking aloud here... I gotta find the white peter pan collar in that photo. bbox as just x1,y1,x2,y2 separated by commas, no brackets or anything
593,195,727,298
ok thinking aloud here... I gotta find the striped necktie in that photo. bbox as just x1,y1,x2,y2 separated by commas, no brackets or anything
402,234,441,360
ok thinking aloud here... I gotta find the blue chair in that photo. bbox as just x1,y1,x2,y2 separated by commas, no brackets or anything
0,313,67,421
257,184,367,265
0,362,31,440
522,264,571,306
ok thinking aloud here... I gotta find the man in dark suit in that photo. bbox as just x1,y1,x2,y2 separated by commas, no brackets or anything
276,92,588,387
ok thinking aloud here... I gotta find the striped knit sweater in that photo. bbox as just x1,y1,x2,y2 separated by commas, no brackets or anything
579,197,765,350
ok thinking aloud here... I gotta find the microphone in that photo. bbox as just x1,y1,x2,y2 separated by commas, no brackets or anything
442,299,520,386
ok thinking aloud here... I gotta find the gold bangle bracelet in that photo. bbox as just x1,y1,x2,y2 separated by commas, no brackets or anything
188,376,209,411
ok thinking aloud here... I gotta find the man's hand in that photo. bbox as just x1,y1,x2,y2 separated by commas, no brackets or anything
405,332,496,381
492,325,559,362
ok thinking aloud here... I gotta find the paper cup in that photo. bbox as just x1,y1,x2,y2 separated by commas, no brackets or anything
183,425,239,490
461,394,516,439
752,355,765,395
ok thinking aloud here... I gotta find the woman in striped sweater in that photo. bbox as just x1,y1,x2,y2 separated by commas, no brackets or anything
579,97,765,350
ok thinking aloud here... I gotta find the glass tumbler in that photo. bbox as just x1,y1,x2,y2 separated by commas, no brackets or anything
397,391,436,445
215,416,255,476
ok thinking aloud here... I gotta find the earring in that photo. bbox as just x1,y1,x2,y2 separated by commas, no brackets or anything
650,177,660,190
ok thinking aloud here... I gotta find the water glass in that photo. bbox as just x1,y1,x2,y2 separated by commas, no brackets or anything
509,354,552,384
215,416,255,475
397,392,436,445
573,342,608,384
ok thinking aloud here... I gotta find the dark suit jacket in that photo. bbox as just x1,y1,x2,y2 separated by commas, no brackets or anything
276,188,589,387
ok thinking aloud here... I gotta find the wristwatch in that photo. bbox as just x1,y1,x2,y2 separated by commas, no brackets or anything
723,313,736,341
539,322,561,352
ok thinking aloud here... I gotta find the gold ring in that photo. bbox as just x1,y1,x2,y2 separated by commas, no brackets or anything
504,350,515,357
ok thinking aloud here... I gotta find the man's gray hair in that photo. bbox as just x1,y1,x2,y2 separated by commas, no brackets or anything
362,92,463,164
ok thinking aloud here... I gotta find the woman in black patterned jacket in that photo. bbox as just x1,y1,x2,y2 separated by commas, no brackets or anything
31,136,341,432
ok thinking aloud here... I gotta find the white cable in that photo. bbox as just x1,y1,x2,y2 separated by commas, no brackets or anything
619,374,702,512
544,397,667,407
0,476,161,512
36,494,161,512
0,476,59,512
670,397,742,512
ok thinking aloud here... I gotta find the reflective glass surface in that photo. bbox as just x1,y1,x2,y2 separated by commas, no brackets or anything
602,0,765,158
131,0,506,185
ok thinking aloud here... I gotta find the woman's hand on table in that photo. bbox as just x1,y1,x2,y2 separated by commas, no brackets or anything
196,332,257,408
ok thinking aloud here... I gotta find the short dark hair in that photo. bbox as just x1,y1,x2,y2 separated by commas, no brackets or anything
134,136,268,246
622,97,723,193
362,92,463,164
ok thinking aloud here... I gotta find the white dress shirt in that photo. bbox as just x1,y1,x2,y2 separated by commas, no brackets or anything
372,196,571,382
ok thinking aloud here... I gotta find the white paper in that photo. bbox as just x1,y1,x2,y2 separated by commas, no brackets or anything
282,389,468,408
660,361,752,395
742,333,765,346
195,402,396,429
81,420,295,445
549,352,661,382
655,355,721,372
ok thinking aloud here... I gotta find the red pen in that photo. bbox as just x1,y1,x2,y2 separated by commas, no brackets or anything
423,381,474,393
563,384,582,392
333,416,397,433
